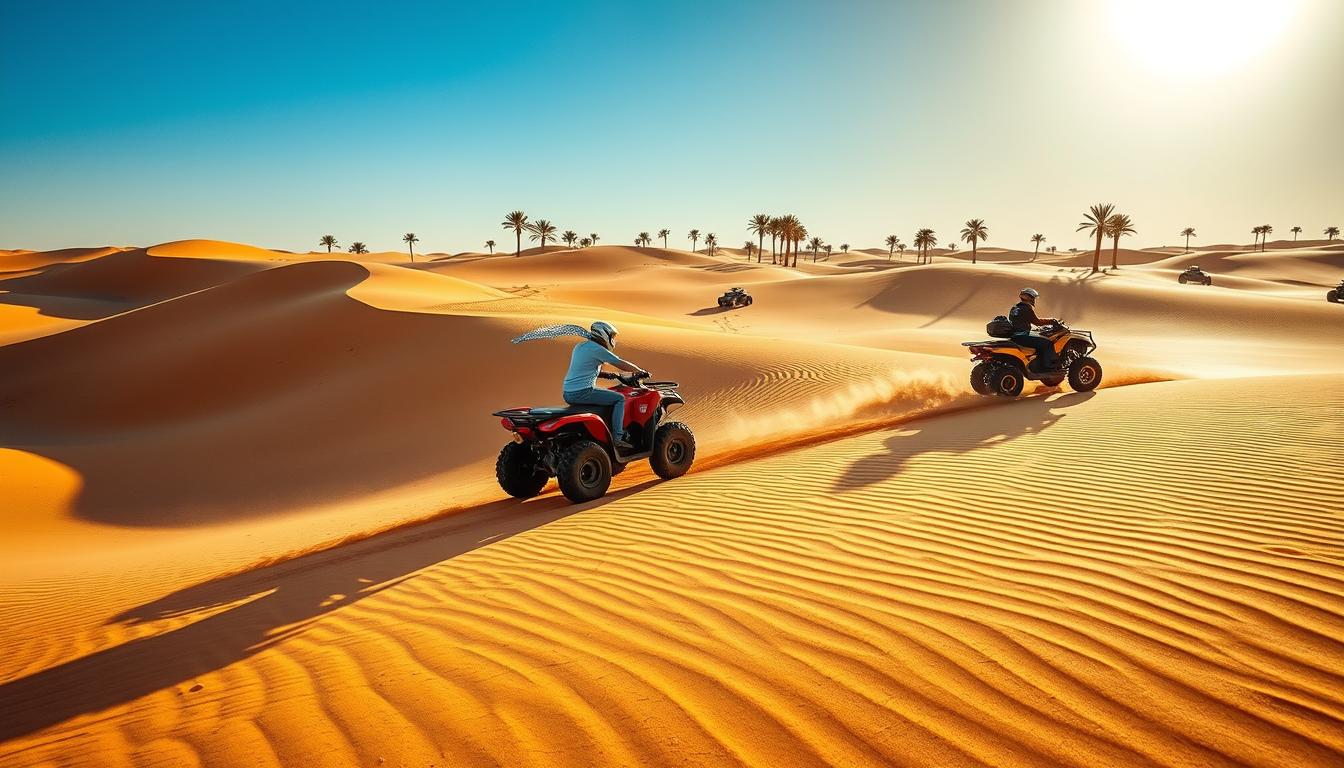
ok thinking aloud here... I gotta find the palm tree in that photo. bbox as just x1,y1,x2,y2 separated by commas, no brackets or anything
1260,224,1273,251
402,232,419,262
1179,227,1196,253
319,234,338,253
1030,233,1045,261
1325,226,1340,240
824,244,833,260
1290,226,1302,241
1251,226,1262,251
840,243,849,253
897,241,906,259
884,234,899,260
1104,213,1136,270
527,219,557,248
637,231,651,247
590,233,600,246
502,210,529,257
348,242,368,254
562,230,578,248
688,229,700,253
579,237,592,247
484,239,496,254
1076,203,1116,274
959,218,988,264
947,242,958,253
658,228,671,248
743,241,756,260
704,233,718,256
808,236,823,261
748,214,771,264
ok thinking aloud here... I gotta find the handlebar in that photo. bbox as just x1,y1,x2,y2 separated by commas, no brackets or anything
600,371,652,386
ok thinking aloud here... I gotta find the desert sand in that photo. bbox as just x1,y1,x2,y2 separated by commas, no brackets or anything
2,239,1342,766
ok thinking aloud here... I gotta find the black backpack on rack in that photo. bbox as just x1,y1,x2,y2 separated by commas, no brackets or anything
985,315,1014,338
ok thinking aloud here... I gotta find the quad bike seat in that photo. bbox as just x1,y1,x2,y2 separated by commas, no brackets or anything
526,404,614,419
961,339,1024,348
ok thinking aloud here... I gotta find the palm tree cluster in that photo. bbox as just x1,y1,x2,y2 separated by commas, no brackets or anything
499,211,595,256
884,234,902,260
1251,224,1273,252
912,228,937,264
744,214,810,266
704,233,718,256
348,242,368,254
636,231,652,247
1326,226,1341,241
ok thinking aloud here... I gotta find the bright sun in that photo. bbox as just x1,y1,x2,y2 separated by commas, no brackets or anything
1106,0,1302,78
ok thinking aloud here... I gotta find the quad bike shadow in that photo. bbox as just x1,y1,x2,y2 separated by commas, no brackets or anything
834,390,1095,491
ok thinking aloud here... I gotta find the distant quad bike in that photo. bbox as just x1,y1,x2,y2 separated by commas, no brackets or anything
963,318,1103,397
717,287,753,308
1327,280,1344,303
1178,266,1212,285
492,372,694,503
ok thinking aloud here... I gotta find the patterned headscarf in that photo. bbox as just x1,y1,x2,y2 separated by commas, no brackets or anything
511,324,598,345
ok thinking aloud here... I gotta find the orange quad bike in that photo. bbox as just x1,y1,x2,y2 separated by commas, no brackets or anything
963,319,1103,397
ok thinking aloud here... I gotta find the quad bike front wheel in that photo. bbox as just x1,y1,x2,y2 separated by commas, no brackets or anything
1178,274,1188,284
496,443,548,498
970,362,994,396
1328,289,1340,303
1068,356,1103,392
556,440,613,503
651,422,696,479
985,365,1025,397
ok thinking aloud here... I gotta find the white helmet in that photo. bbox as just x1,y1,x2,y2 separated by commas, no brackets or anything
1019,287,1039,300
590,320,618,348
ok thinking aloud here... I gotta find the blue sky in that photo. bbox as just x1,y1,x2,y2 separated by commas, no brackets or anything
3,0,1341,253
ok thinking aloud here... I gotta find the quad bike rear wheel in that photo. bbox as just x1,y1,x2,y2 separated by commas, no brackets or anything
496,443,548,498
556,440,613,503
970,362,994,396
651,422,696,479
1328,289,1339,303
1178,274,1188,284
985,365,1024,397
1068,356,1103,392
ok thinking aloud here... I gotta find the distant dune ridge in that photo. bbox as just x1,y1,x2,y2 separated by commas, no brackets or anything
1,238,1342,766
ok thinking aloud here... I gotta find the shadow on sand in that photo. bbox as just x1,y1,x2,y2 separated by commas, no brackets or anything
0,481,657,744
834,391,1094,491
687,305,736,316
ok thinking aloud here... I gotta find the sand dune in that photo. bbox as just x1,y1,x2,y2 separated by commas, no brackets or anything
2,375,1339,767
2,238,1341,766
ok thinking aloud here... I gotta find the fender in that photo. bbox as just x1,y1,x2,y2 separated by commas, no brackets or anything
538,413,613,443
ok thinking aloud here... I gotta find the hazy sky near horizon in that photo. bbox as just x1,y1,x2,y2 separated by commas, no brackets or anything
2,0,1341,253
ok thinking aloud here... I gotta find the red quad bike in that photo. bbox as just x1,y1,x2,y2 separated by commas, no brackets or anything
492,372,695,503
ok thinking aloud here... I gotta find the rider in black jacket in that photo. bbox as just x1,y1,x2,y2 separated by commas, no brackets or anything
1009,288,1060,370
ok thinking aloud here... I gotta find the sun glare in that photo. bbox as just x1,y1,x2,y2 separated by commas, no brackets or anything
1106,0,1302,78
